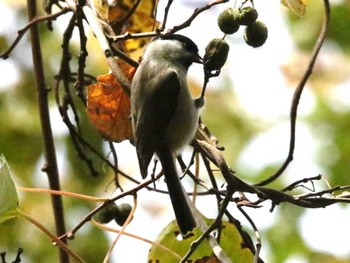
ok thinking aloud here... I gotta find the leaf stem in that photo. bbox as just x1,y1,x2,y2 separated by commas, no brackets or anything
17,187,108,202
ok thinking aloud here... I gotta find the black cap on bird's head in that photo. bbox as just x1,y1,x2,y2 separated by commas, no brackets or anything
157,34,199,55
153,34,203,65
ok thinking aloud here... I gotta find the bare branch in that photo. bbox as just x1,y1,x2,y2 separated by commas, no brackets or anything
159,0,174,31
169,0,229,33
27,1,68,262
237,206,262,263
256,0,331,186
0,8,70,59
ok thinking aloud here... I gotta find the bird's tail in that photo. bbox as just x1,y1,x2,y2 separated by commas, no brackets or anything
156,146,196,236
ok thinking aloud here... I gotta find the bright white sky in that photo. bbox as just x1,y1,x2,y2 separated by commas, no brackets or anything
1,0,350,262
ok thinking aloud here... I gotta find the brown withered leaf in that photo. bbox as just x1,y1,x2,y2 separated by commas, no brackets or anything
194,255,220,263
87,65,135,142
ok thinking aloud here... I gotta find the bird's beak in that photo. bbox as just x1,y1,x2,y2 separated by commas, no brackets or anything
194,54,203,64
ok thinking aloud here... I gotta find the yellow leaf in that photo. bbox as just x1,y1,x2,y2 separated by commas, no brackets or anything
98,0,159,56
148,219,255,263
281,0,306,17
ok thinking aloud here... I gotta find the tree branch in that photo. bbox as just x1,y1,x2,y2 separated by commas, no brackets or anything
27,0,69,262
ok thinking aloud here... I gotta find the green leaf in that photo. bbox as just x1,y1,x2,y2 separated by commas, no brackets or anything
148,219,255,262
0,155,19,223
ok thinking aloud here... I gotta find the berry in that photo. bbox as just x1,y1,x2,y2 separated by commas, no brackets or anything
94,202,118,224
244,20,268,48
114,203,133,226
237,7,258,25
203,38,230,72
217,8,240,34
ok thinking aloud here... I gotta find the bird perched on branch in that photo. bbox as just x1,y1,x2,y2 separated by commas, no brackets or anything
131,34,203,235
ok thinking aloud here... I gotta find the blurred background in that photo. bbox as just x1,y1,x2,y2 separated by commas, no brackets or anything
1,0,350,262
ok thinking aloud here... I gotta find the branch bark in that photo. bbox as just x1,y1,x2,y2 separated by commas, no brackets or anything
27,0,69,262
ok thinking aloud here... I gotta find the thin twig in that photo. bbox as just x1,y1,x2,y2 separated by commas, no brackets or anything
200,152,224,241
0,8,70,59
255,0,331,186
200,152,223,211
237,206,262,263
75,3,88,101
160,0,174,31
118,0,142,27
296,185,350,199
169,0,229,33
108,141,122,190
110,31,159,42
282,174,322,192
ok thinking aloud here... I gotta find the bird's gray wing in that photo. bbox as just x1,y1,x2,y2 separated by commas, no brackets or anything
133,70,180,178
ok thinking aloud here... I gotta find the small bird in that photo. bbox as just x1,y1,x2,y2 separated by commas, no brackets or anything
131,34,202,235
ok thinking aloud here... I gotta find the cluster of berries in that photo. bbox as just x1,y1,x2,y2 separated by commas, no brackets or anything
218,6,268,48
203,6,268,74
94,202,133,226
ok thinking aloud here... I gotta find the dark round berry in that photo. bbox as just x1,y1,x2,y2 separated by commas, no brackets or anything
94,202,118,224
217,8,240,34
114,203,133,226
244,20,268,48
237,7,258,25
